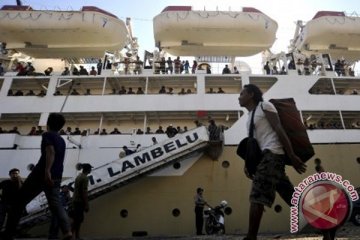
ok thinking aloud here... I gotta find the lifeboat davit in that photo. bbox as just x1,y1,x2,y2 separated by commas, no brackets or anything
0,5,129,58
293,11,360,61
153,6,278,57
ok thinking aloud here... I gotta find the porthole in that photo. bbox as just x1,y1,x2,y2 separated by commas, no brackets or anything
274,204,282,213
172,208,180,217
224,207,232,215
173,162,181,169
120,209,128,218
222,160,230,168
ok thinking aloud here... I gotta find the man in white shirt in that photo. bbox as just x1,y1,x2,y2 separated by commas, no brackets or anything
238,84,306,240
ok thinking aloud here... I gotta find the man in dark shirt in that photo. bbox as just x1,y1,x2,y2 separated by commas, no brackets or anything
79,66,88,75
0,63,4,76
122,146,135,156
263,61,271,75
222,64,231,74
165,124,178,138
8,127,20,134
3,113,72,240
97,59,102,75
0,169,23,229
155,126,164,134
194,187,208,235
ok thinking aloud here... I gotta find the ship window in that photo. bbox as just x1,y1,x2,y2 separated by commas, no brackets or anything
120,209,128,218
341,111,360,129
106,76,147,95
357,157,360,164
55,77,108,96
248,77,277,94
302,111,343,129
0,113,41,135
147,76,197,95
309,78,335,95
333,79,360,95
10,78,49,97
205,76,242,94
172,208,181,217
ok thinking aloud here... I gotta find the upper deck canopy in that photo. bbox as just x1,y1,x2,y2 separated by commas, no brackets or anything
153,6,278,57
0,5,129,58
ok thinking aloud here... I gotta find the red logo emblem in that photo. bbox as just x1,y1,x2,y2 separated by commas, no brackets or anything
300,182,350,230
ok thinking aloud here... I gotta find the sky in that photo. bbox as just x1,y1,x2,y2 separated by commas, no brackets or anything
2,0,360,72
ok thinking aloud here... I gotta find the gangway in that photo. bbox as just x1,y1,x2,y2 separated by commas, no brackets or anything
17,126,210,230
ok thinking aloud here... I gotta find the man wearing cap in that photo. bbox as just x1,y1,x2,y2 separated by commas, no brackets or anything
0,169,23,229
70,163,92,239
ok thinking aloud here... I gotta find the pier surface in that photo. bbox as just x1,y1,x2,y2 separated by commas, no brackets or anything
14,223,360,240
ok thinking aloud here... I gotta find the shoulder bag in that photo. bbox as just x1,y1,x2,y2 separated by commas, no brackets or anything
236,105,262,175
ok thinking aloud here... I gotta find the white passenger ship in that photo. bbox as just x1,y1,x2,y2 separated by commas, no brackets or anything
0,4,359,238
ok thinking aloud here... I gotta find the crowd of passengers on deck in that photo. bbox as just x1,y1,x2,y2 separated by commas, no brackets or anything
304,120,360,130
263,57,356,77
1,55,244,77
0,119,225,141
5,87,231,96
2,52,357,78
1,58,105,77
2,117,359,140
309,87,358,95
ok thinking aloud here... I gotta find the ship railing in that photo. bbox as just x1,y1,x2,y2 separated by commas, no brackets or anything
110,61,143,75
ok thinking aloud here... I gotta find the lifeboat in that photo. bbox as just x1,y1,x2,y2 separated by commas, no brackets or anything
0,5,129,58
293,11,360,61
153,6,278,57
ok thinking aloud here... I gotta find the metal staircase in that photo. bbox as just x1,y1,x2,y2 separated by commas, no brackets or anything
18,126,210,230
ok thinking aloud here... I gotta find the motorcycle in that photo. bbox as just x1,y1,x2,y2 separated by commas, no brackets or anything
204,200,228,234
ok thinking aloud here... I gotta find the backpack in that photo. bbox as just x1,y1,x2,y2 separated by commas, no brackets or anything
267,98,315,165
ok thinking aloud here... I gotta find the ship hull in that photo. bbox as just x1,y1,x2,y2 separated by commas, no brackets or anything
26,144,360,237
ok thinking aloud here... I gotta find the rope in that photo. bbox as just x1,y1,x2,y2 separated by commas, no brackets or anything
176,11,190,21
58,12,74,20
102,17,108,27
158,9,272,25
0,11,75,21
325,16,346,25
